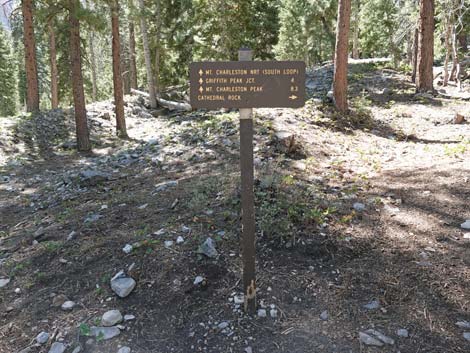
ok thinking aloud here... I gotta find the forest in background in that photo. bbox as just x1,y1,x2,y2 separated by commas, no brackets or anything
0,0,469,118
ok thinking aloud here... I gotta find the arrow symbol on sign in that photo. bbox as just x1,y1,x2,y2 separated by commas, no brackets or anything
199,78,203,84
199,86,204,93
198,69,203,76
289,95,298,100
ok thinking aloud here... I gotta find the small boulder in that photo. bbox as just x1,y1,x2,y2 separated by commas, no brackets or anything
454,113,465,124
461,220,470,230
111,271,136,298
320,310,328,321
0,278,10,288
36,331,49,344
61,301,76,311
48,342,66,353
396,328,409,338
359,332,383,346
102,310,123,327
90,326,121,340
198,237,218,258
118,347,131,353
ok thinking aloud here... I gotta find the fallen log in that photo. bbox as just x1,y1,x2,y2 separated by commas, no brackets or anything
131,88,192,111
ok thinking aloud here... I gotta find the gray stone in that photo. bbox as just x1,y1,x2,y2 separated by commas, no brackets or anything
463,332,470,341
257,309,267,318
217,321,229,330
71,347,82,353
359,332,384,346
48,342,66,353
396,328,409,337
353,202,366,212
111,271,136,298
118,347,131,353
270,309,278,318
194,276,204,285
198,237,218,258
79,170,110,186
456,321,470,329
320,310,328,321
90,326,121,340
365,329,395,345
34,227,45,238
155,180,178,192
61,301,76,311
102,310,123,327
36,331,49,344
0,278,10,288
84,214,102,223
363,299,380,310
244,347,253,353
461,220,470,230
124,314,135,321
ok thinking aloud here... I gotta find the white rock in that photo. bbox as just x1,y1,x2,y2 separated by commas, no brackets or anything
359,332,383,346
102,310,123,327
194,276,204,285
396,328,409,337
460,220,470,230
233,295,244,305
363,299,380,310
463,332,470,341
463,233,470,240
244,347,253,353
164,240,174,247
48,342,66,353
122,244,133,254
353,202,366,212
365,329,395,345
14,288,21,294
270,309,278,318
0,278,10,288
61,301,76,311
320,310,328,321
257,309,267,318
456,321,470,329
118,347,131,353
176,236,184,244
36,331,49,344
72,346,81,353
90,326,121,340
124,314,135,321
217,321,229,330
111,272,136,298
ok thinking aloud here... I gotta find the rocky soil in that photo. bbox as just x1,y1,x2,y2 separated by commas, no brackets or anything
0,61,469,353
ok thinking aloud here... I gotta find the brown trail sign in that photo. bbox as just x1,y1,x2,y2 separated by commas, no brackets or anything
190,51,306,314
190,60,306,109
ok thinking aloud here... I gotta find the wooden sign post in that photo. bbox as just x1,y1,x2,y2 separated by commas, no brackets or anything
189,52,306,314
238,48,256,313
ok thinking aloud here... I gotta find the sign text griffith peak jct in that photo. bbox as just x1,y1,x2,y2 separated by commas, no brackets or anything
190,61,306,109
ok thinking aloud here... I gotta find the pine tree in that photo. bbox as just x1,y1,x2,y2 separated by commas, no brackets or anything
21,0,40,112
333,0,352,112
0,27,17,116
416,0,434,92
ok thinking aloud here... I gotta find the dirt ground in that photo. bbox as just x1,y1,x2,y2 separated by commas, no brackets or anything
0,63,469,353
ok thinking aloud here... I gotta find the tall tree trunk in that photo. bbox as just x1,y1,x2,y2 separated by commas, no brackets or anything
443,20,452,86
154,0,161,94
138,0,157,108
48,22,59,109
416,0,434,93
450,27,461,89
129,20,138,89
351,0,360,59
69,0,91,152
111,0,127,137
411,28,418,83
89,32,98,101
21,0,39,112
333,0,351,113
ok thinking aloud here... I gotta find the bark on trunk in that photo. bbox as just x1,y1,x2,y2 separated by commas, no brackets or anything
443,21,452,86
450,27,461,89
48,22,59,109
89,32,98,101
138,0,157,108
411,28,418,83
129,21,138,90
416,0,434,93
69,0,91,152
351,1,360,59
111,0,127,137
333,0,352,113
22,0,39,112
